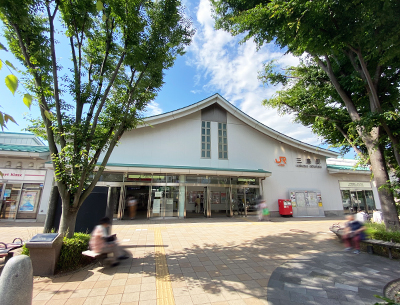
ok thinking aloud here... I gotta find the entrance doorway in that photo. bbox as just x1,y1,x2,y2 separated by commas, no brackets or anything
186,186,233,218
341,190,375,214
150,186,179,218
124,186,149,219
110,186,150,220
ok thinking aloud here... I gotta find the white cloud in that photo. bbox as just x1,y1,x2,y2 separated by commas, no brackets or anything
187,0,323,146
144,101,163,117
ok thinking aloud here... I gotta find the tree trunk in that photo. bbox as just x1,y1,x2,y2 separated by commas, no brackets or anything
364,129,400,230
43,185,59,233
59,205,78,238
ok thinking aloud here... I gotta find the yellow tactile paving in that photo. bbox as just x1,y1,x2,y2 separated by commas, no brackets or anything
155,227,175,305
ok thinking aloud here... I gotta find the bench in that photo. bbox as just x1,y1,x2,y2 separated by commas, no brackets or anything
329,225,345,239
0,238,24,263
362,239,400,259
82,250,111,266
329,226,400,259
82,250,107,259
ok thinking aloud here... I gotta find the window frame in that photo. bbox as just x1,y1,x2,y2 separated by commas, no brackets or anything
218,122,228,159
201,121,211,158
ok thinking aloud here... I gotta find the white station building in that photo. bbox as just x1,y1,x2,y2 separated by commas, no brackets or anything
0,94,380,223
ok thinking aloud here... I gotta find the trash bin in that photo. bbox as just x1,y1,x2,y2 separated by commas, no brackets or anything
278,199,293,216
25,233,63,276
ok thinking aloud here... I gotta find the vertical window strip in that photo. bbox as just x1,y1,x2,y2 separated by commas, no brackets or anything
201,121,211,158
218,123,228,159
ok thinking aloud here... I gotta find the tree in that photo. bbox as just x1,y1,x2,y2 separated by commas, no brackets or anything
212,0,400,230
0,0,194,237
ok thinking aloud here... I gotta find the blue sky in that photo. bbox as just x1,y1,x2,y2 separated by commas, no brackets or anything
0,0,353,158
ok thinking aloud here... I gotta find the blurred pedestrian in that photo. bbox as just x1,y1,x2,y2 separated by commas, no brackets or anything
342,214,366,254
257,196,269,221
89,217,128,267
195,196,201,213
127,196,137,220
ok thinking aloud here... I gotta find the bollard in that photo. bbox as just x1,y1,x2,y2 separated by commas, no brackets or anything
0,255,33,305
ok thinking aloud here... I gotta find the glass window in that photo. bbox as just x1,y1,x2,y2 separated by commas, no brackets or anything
186,175,209,184
152,175,166,183
166,175,180,183
365,190,376,212
218,123,228,159
201,121,211,159
16,183,43,219
341,190,351,214
99,172,124,182
1,183,22,219
209,176,230,185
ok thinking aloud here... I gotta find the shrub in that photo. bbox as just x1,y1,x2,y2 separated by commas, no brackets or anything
21,244,29,256
56,232,91,272
365,223,400,243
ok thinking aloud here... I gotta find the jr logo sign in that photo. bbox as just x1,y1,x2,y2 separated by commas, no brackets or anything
275,156,287,167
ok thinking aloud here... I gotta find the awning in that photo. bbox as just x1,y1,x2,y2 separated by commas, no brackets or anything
101,163,272,178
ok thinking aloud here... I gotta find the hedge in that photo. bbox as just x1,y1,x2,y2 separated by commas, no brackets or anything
365,223,400,243
57,232,91,271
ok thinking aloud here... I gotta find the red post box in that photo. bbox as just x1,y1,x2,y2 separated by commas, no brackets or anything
278,199,293,216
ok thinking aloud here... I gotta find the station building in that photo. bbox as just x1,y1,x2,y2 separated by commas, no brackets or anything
0,132,52,222
0,94,380,225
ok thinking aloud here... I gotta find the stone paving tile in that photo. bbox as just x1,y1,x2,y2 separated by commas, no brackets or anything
1,217,399,305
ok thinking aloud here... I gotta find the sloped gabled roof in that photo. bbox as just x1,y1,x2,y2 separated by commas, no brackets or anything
142,94,339,158
0,144,49,153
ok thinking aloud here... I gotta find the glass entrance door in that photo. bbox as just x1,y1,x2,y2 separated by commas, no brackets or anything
203,187,211,217
0,184,22,220
110,187,122,220
224,187,232,217
165,186,179,217
349,191,368,213
150,186,179,218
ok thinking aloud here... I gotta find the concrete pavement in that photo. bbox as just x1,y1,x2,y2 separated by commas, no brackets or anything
0,216,398,305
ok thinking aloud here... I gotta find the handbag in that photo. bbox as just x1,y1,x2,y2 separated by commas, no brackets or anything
262,208,270,216
105,234,116,242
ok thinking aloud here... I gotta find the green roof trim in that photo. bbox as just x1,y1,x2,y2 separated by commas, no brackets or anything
103,163,271,173
0,144,49,153
327,164,370,171
0,131,34,135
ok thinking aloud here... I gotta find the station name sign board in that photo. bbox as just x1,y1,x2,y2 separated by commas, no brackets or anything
339,181,372,188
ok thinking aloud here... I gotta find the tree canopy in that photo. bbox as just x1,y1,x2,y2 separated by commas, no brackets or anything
0,0,194,236
212,0,400,229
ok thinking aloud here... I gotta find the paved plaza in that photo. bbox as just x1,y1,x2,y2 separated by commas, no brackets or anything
1,216,399,305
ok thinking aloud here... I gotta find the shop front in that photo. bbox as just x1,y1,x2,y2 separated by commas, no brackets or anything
339,181,376,214
95,171,267,220
0,169,47,220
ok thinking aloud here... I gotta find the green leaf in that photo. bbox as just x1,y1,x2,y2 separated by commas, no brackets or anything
23,93,33,109
5,60,16,70
5,74,18,95
102,14,107,22
96,0,103,11
44,110,53,121
4,114,17,124
0,112,4,129
0,42,7,51
0,59,2,71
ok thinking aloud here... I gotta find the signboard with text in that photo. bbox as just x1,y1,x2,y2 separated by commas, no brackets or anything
0,169,46,181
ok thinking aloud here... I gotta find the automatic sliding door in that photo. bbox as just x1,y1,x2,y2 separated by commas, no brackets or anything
151,187,163,217
165,186,179,217
110,187,122,220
